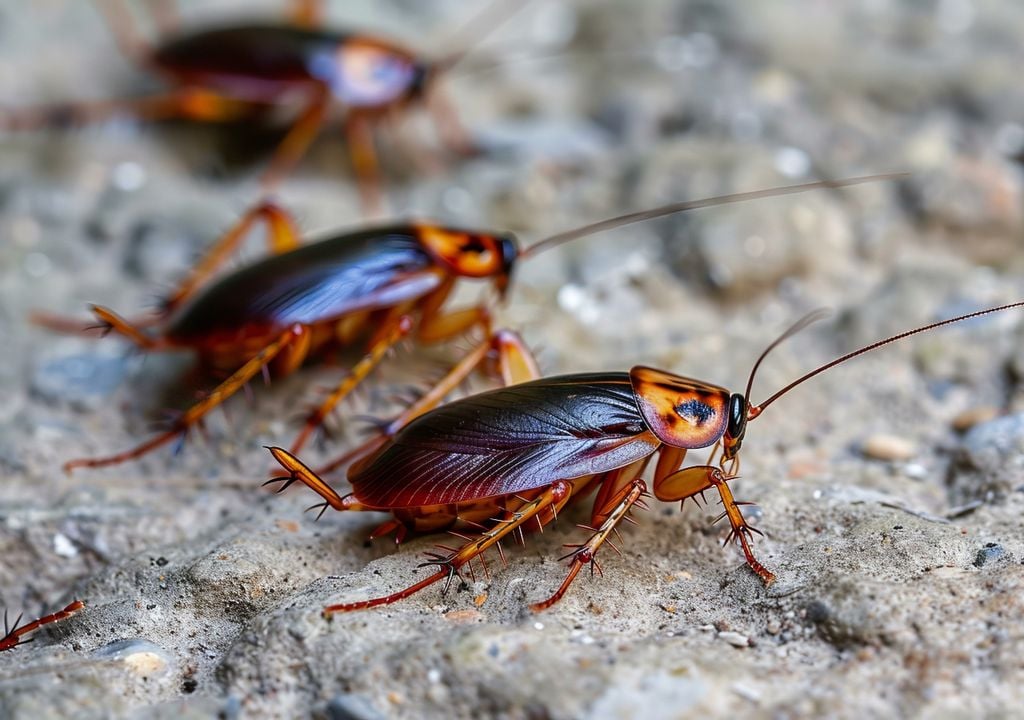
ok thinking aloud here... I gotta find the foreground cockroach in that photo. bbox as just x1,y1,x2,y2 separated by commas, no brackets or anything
37,175,894,474
0,600,84,652
2,0,522,213
268,300,1024,613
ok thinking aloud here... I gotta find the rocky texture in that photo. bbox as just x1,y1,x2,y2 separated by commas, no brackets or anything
2,1,1024,718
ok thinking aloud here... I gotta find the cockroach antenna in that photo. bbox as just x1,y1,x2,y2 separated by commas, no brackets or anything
519,172,910,259
747,300,1024,420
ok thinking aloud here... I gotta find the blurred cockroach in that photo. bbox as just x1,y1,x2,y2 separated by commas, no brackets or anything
2,0,524,213
0,600,84,652
35,175,896,474
267,301,1024,613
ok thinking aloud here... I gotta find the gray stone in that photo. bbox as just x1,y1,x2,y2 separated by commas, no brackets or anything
951,412,1024,503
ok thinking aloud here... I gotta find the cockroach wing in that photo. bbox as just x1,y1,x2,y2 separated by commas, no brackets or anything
154,25,348,88
350,373,661,508
166,226,440,342
629,366,730,449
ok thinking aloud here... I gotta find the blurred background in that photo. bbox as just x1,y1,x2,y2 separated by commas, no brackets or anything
1,1,1023,718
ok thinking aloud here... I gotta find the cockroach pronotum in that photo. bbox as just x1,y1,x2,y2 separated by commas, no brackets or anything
0,600,84,652
267,300,1024,613
36,174,897,474
2,0,525,213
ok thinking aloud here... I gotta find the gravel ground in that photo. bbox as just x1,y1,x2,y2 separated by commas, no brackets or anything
2,1,1024,718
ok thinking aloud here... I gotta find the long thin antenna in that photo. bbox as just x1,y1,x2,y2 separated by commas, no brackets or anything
750,300,1024,418
519,173,909,259
743,308,831,406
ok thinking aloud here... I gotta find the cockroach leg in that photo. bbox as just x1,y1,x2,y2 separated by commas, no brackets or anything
708,472,774,585
259,85,330,194
85,305,164,350
323,481,572,614
367,518,407,544
531,479,647,612
312,328,538,477
289,315,414,455
32,201,300,336
63,325,309,473
0,600,84,652
266,446,350,512
163,200,301,313
289,0,324,27
651,462,773,584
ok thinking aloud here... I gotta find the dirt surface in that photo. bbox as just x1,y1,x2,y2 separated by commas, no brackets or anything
2,1,1024,718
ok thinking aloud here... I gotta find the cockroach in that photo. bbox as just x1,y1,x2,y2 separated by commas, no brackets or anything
0,600,84,652
2,0,523,214
35,175,896,474
267,300,1024,613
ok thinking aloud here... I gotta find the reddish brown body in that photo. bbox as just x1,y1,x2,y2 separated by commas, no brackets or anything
269,362,768,612
269,300,1024,613
36,214,521,473
4,2,487,213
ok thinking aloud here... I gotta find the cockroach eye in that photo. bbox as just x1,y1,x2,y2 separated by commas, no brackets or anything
727,393,747,441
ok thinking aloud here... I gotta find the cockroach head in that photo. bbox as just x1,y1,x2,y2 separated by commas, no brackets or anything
722,393,748,460
417,225,520,295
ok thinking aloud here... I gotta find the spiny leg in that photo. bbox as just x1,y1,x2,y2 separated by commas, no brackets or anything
709,471,773,585
266,446,352,516
656,464,774,584
289,314,414,455
0,600,85,652
64,325,309,473
324,480,573,614
532,478,648,611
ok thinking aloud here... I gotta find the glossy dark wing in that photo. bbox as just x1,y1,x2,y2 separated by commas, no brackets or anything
153,25,347,86
166,226,439,342
350,373,660,508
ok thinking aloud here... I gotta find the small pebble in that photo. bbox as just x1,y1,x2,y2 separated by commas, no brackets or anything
861,434,917,461
326,693,385,720
973,542,1007,567
952,406,999,433
718,631,750,648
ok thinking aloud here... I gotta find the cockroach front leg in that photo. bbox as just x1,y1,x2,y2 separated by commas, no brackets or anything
0,600,84,652
655,464,774,585
532,478,648,612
